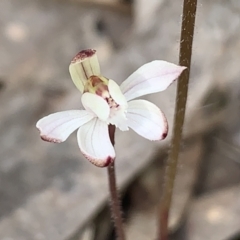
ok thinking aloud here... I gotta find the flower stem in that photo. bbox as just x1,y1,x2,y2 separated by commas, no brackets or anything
107,125,125,240
157,1,198,240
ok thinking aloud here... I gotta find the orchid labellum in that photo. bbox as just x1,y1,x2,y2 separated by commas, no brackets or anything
36,49,186,167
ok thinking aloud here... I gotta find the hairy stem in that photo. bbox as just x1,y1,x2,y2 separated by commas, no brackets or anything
157,1,198,239
107,125,125,240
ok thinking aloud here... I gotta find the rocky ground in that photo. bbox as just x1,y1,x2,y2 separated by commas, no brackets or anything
0,0,240,239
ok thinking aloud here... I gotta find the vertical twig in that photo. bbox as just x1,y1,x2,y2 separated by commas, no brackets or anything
107,125,125,240
157,1,198,240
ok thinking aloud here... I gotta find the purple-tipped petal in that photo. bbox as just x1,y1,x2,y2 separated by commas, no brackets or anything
69,49,101,93
120,60,186,101
36,110,94,143
126,100,168,140
77,118,115,167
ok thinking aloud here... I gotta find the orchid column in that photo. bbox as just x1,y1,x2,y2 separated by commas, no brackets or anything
36,49,185,239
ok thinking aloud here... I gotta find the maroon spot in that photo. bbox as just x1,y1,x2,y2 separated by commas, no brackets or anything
103,156,114,167
162,132,168,140
71,49,96,63
40,135,62,143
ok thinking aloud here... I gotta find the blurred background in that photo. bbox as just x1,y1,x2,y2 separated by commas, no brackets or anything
0,0,240,239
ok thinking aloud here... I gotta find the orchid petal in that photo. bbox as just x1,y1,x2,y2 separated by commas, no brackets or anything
81,93,110,121
77,118,115,167
120,61,186,101
36,110,94,143
69,49,101,93
126,100,168,140
108,79,128,107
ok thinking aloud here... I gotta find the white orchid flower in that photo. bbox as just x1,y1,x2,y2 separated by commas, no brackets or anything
36,49,186,167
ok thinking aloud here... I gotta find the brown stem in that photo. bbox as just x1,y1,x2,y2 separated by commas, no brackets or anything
107,125,125,240
157,0,198,240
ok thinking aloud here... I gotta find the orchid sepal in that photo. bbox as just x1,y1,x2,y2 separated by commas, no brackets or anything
69,49,101,93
